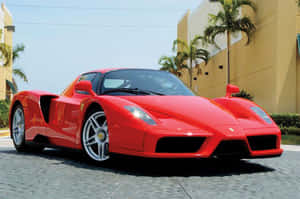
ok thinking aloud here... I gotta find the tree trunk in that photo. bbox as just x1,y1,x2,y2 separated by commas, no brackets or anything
189,58,193,89
227,31,231,85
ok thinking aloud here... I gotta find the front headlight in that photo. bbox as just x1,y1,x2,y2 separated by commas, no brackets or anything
124,106,156,125
250,107,272,124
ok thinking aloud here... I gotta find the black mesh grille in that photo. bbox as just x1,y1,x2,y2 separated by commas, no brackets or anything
212,140,249,158
247,135,277,151
156,137,205,153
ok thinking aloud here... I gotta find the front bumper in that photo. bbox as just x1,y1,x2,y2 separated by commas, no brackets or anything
131,127,283,159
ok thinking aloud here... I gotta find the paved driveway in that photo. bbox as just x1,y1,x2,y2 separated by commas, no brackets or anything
0,136,299,199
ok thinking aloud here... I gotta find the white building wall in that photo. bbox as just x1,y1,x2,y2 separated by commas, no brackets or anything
0,9,4,43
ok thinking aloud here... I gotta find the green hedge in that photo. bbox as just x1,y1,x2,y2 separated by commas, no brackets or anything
0,100,10,128
269,113,300,136
280,127,300,136
270,113,300,128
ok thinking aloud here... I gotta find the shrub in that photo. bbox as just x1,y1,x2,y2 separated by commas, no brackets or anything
233,89,254,101
0,100,10,128
280,127,300,136
270,113,300,128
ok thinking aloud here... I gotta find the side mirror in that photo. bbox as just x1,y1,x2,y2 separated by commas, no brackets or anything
226,84,240,97
75,80,96,96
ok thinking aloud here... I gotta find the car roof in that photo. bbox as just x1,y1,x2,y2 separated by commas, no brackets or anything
86,68,159,74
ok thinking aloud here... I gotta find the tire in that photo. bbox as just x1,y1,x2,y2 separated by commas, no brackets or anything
81,109,110,162
11,104,44,152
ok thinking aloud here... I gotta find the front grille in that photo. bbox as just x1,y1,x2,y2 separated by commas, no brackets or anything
247,135,277,151
212,140,249,158
156,137,205,153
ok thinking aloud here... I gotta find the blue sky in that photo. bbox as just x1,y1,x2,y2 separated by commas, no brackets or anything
5,0,202,94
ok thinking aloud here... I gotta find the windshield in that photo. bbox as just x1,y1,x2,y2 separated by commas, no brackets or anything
101,69,194,96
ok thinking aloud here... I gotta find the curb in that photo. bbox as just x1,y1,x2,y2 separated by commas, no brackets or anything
0,131,9,137
282,145,300,152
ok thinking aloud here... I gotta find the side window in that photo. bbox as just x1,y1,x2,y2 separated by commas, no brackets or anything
77,73,99,94
78,73,97,82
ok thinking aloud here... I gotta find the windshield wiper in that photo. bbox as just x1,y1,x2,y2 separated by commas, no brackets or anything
102,88,165,96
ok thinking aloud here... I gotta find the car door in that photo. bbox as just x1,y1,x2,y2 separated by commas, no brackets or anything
47,73,101,148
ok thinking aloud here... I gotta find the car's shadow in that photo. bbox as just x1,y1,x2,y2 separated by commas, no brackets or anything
0,148,275,177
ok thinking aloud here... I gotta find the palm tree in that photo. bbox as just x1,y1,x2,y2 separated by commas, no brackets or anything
9,44,28,93
0,43,12,67
158,55,187,77
204,0,256,84
0,29,12,67
173,35,209,89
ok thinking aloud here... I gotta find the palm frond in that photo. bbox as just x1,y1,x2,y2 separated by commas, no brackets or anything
234,16,256,44
190,35,205,47
158,55,184,76
0,43,12,67
159,65,172,71
204,25,227,48
209,11,226,25
12,78,18,92
13,68,28,83
158,55,173,66
195,49,210,64
172,39,188,52
175,52,188,69
13,44,25,62
209,0,225,6
6,79,17,94
233,0,257,12
180,64,189,69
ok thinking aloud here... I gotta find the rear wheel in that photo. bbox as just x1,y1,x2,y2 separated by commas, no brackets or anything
81,110,110,162
11,104,44,152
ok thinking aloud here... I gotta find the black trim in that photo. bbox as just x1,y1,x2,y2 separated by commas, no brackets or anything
212,140,250,158
156,137,206,153
247,135,277,151
40,96,58,123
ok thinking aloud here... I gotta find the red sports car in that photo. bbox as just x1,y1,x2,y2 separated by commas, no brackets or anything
9,68,283,162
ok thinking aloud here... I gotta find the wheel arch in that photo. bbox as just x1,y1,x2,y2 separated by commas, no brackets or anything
77,101,104,148
9,100,22,138
83,102,104,120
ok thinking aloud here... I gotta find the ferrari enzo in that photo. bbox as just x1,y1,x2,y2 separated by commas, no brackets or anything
9,68,283,162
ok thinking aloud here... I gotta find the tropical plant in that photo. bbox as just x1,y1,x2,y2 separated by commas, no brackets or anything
0,29,12,67
9,44,28,93
0,43,12,67
12,44,25,63
204,0,256,84
232,89,254,101
0,99,10,128
158,55,187,77
172,35,209,89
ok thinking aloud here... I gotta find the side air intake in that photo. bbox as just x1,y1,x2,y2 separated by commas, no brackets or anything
40,95,58,123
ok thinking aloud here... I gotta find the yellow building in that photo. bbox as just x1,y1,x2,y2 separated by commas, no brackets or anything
0,3,13,100
177,0,299,114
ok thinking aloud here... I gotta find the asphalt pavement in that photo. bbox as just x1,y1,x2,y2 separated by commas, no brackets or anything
0,136,299,199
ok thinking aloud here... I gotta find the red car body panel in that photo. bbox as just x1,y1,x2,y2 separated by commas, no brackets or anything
9,69,283,159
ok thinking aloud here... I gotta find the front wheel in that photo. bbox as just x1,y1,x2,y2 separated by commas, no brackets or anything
81,110,110,162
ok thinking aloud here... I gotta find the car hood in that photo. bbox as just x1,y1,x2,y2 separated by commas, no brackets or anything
120,96,239,128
